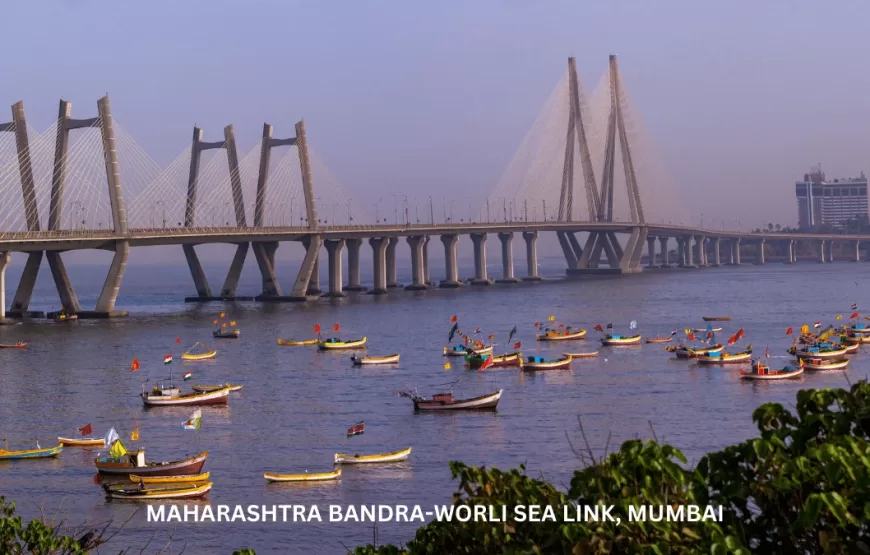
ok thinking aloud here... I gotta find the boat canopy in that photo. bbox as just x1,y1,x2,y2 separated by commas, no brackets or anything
707,351,722,358
610,335,622,339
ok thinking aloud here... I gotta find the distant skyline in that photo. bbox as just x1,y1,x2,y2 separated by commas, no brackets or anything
3,0,869,263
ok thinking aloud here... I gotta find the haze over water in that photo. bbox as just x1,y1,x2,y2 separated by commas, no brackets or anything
0,261,865,553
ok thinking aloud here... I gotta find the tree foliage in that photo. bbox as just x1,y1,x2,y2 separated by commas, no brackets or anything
355,380,870,554
0,496,109,554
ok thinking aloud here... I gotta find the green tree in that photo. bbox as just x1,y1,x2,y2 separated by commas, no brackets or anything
0,496,110,554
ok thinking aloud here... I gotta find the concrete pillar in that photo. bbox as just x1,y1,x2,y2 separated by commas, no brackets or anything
219,243,249,297
756,239,765,265
440,234,461,288
254,123,273,228
183,245,212,297
786,240,794,264
345,238,366,291
659,236,670,267
46,251,81,314
522,231,543,280
497,232,521,283
422,236,436,287
289,235,322,300
646,236,657,268
97,96,128,234
696,236,706,266
405,236,428,290
0,252,8,322
324,239,346,297
9,252,42,316
10,102,39,232
49,100,72,231
295,120,319,230
307,248,322,295
819,240,826,263
94,241,129,314
828,240,834,262
253,242,282,298
369,238,388,295
386,237,401,288
686,236,695,267
733,239,741,265
676,238,684,267
470,233,493,285
855,241,861,262
713,238,721,266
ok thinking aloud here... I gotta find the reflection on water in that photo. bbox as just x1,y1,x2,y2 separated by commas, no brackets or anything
0,262,864,552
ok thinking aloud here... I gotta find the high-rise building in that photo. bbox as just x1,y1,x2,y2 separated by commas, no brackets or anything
795,166,868,230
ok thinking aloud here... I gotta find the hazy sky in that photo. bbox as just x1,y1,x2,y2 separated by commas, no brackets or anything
3,1,869,243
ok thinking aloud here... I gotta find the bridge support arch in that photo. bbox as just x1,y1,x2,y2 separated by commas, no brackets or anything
368,238,388,295
497,232,521,283
440,235,462,288
522,231,543,280
470,233,493,285
405,236,428,290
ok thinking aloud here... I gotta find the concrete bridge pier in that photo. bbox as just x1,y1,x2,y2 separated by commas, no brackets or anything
497,232,521,283
712,238,721,266
696,236,707,267
470,233,493,285
675,238,685,267
368,238,388,295
386,237,402,288
659,237,670,267
732,238,741,265
0,252,10,323
785,240,795,264
827,240,835,262
646,236,657,268
344,238,366,292
91,241,130,317
405,236,428,290
253,242,282,299
440,234,462,288
855,241,861,262
756,239,765,265
819,240,826,263
287,235,323,301
219,243,249,298
422,236,436,287
307,254,322,296
522,231,543,280
324,239,346,298
7,252,44,318
45,252,81,316
686,236,695,267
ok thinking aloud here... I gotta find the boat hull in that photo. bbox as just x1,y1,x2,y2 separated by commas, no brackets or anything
130,472,210,484
414,390,502,411
696,353,752,365
600,336,642,346
96,451,208,476
444,345,493,357
277,338,317,346
0,343,26,349
740,368,804,380
264,469,342,482
318,337,367,350
181,350,216,361
334,447,412,464
105,482,212,500
142,388,230,407
804,359,849,371
191,384,242,393
213,329,240,339
352,354,400,366
562,351,599,358
536,329,587,341
58,437,105,447
676,345,725,359
702,316,731,321
521,357,572,371
793,348,848,360
0,444,63,460
645,337,673,344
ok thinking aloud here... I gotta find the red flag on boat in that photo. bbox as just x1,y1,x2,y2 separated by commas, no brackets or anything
333,323,340,332
450,315,458,323
175,337,181,343
727,335,736,346
706,332,713,339
480,356,494,370
736,328,745,340
78,423,92,436
534,322,541,328
850,312,860,319
594,324,603,332
514,341,521,349
488,334,495,340
130,358,140,372
785,327,793,336
314,324,321,334
688,333,695,341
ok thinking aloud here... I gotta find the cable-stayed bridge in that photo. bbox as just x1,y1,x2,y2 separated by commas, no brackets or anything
0,56,861,319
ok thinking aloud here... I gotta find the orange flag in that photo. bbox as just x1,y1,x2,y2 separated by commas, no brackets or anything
130,358,140,372
449,315,458,323
314,324,321,334
333,323,340,332
175,337,181,343
785,327,793,336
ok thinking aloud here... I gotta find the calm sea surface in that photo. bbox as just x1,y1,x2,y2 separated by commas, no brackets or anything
0,255,866,554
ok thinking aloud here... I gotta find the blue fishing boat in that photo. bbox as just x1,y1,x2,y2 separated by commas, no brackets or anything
0,444,63,460
520,354,572,371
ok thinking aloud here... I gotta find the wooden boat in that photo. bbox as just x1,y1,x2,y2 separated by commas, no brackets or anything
0,444,63,460
849,323,870,336
803,358,849,371
702,316,731,321
789,343,848,360
465,351,521,369
536,328,587,341
675,344,724,359
842,333,870,344
141,385,230,407
129,472,210,484
400,389,503,411
443,344,493,357
191,383,242,393
213,329,240,339
645,336,673,344
318,337,367,350
95,448,209,476
0,341,26,349
53,313,78,322
104,482,212,500
264,468,342,482
351,354,400,366
58,436,105,447
277,338,318,346
181,346,217,361
841,341,860,353
600,334,642,346
692,328,722,332
696,349,752,365
520,355,572,371
334,447,412,464
740,360,803,380
562,351,599,358
347,422,365,436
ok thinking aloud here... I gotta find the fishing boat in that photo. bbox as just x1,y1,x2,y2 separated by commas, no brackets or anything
0,444,63,460
839,340,860,353
802,358,850,371
334,447,412,464
788,343,848,360
520,355,572,371
740,360,803,380
347,422,365,436
464,351,520,369
53,312,77,322
95,443,208,477
798,333,817,345
264,469,342,482
562,351,599,358
104,482,212,500
842,333,870,344
536,328,587,341
317,337,367,350
645,336,674,344
213,328,240,339
600,334,642,346
0,341,26,349
396,389,503,411
181,343,216,361
141,384,230,407
849,323,870,336
129,472,210,484
58,436,105,447
696,348,752,365
351,354,400,366
191,383,242,393
692,328,722,333
674,344,724,359
443,344,493,357
702,316,731,322
277,338,318,346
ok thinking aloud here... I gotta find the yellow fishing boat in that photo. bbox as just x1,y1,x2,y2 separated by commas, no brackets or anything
181,342,216,361
129,472,210,484
191,383,242,393
317,337,367,350
334,447,411,464
104,482,212,500
58,436,105,447
0,444,63,460
264,468,342,482
277,338,318,346
536,328,587,341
